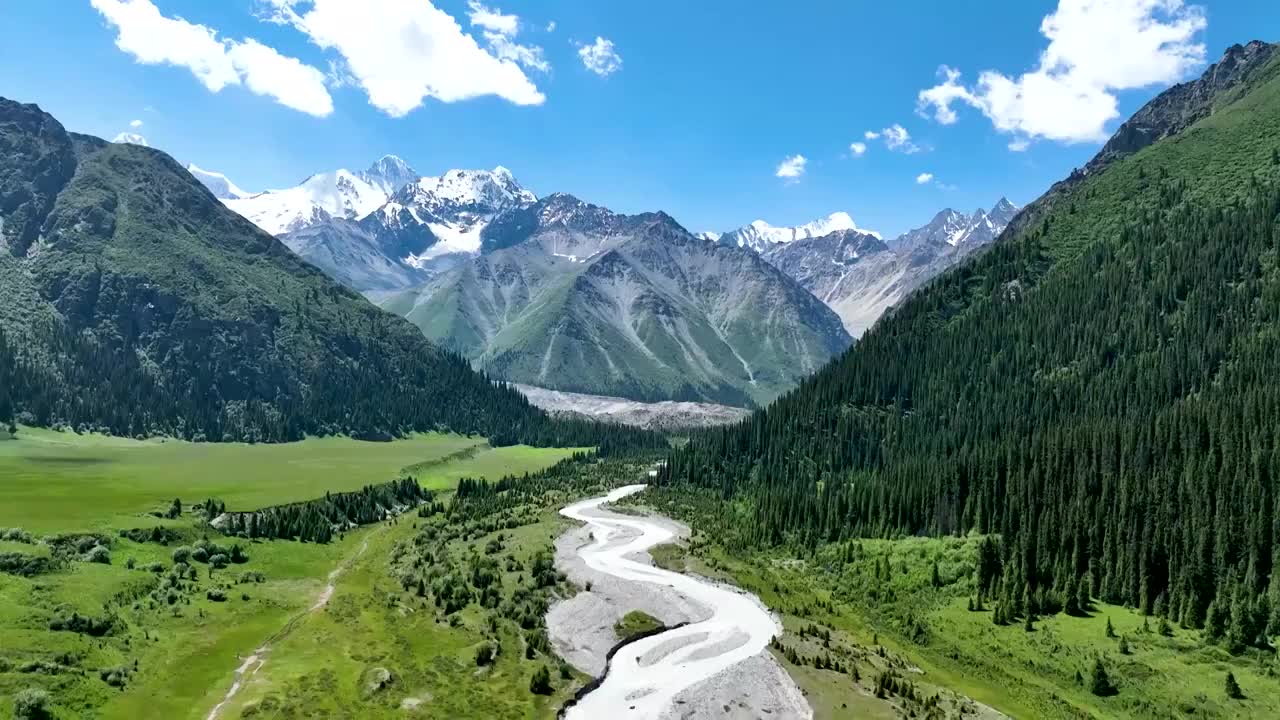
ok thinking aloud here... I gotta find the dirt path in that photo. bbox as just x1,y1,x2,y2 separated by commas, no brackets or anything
204,529,379,720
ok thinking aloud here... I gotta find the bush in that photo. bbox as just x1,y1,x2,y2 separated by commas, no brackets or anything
475,643,495,666
171,546,192,564
208,553,228,569
191,547,209,563
13,688,52,720
206,588,227,602
84,545,111,564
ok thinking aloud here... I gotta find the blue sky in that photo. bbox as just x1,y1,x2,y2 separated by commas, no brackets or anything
2,0,1276,238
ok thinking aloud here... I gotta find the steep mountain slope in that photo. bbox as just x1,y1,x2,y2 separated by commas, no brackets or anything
662,40,1280,634
0,97,651,449
757,200,1016,336
383,194,852,406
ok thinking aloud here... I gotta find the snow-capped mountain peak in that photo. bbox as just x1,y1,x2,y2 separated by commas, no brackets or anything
370,167,538,267
410,167,537,212
186,163,249,200
711,211,880,254
362,154,419,195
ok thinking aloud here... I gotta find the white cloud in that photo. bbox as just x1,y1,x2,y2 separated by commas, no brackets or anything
776,154,807,181
916,172,934,185
226,38,334,116
882,124,920,153
849,141,867,156
464,1,548,72
129,119,143,128
578,36,622,77
546,21,556,32
113,132,149,146
467,1,517,35
864,130,880,140
917,0,1207,144
90,0,332,116
265,0,544,116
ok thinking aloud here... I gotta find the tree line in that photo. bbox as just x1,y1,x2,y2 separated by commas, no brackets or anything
0,320,662,453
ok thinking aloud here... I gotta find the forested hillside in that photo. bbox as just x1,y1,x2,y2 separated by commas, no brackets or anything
661,41,1280,641
0,98,657,451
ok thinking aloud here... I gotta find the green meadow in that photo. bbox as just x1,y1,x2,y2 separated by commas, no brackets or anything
0,427,583,720
0,427,576,532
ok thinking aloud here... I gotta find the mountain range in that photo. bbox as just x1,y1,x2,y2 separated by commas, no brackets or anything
381,194,851,406
190,156,1015,405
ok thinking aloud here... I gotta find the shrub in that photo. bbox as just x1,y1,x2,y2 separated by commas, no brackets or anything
206,588,227,602
171,546,193,564
84,545,111,564
475,644,495,666
13,688,52,720
190,547,209,563
208,554,228,569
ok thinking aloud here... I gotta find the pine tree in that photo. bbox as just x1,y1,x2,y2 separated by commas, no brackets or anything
1089,659,1117,696
1224,671,1243,700
529,665,553,695
1105,617,1116,638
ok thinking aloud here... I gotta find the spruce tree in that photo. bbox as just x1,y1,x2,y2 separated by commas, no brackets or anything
1224,671,1243,699
1089,659,1116,696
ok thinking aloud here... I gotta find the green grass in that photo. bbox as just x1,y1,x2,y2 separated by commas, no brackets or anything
0,427,579,533
613,610,662,643
218,512,586,719
0,433,582,720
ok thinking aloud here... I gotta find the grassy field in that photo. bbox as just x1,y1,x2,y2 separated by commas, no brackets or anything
0,429,583,720
631,489,1280,720
0,427,575,532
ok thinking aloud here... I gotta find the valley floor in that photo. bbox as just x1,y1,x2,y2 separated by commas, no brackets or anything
0,428,581,719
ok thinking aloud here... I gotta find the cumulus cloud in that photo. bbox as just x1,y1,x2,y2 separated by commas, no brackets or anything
578,36,622,77
776,154,807,182
90,0,333,117
849,141,867,156
882,124,920,153
264,0,544,116
916,172,934,185
861,124,919,153
917,0,1207,145
112,132,149,146
129,119,143,128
